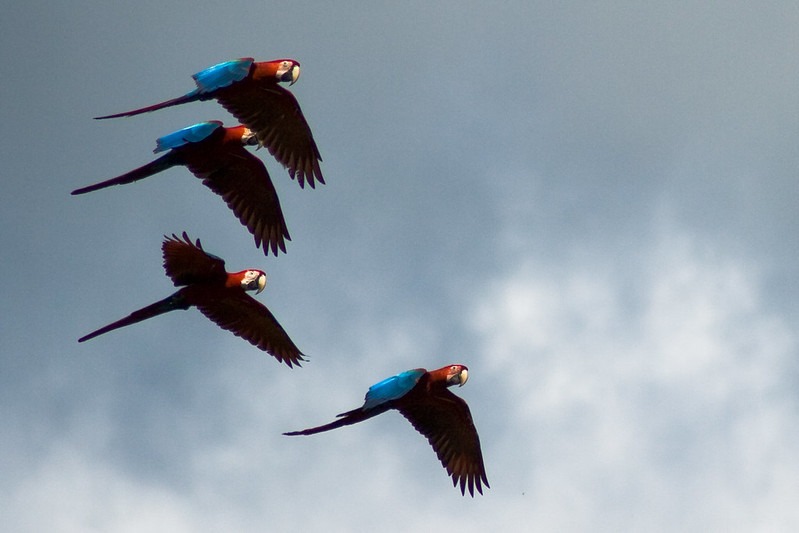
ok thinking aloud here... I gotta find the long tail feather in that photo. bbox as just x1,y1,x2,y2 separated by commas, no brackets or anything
71,153,179,195
78,292,189,342
283,406,388,436
94,92,201,120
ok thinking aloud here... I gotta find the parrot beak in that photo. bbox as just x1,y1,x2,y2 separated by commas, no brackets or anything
289,64,300,86
446,366,468,387
256,274,266,295
242,129,258,146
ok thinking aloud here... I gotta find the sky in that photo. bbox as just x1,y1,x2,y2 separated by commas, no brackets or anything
2,1,798,531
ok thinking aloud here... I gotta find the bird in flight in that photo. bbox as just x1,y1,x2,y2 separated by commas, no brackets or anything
284,364,489,495
78,232,304,367
94,57,324,188
72,121,290,256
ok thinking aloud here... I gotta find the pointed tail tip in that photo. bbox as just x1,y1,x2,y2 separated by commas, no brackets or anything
93,110,134,120
71,185,95,195
93,107,153,119
94,111,138,120
78,329,103,343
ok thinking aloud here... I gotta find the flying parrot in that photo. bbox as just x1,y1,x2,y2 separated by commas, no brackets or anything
284,364,489,495
94,57,323,188
78,232,304,367
72,121,290,256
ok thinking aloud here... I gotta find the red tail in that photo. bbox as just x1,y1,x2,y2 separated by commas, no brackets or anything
71,153,179,195
78,291,189,342
94,92,201,119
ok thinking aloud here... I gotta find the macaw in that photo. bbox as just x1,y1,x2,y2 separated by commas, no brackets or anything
284,364,489,496
78,232,304,367
94,57,323,188
72,121,289,256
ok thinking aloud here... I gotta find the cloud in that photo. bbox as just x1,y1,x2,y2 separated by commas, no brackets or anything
3,2,799,531
8,444,196,533
469,219,798,531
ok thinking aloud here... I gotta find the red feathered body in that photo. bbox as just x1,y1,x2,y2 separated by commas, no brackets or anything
284,364,489,495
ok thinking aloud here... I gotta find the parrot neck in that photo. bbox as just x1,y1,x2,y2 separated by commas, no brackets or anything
221,126,248,144
250,61,280,81
225,271,246,288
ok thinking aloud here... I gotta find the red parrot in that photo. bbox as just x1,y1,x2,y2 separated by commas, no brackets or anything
94,58,323,188
284,364,489,496
72,121,290,256
78,232,304,367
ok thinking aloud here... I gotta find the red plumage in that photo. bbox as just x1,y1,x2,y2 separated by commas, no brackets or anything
72,124,290,256
94,58,324,188
284,364,489,495
78,232,305,367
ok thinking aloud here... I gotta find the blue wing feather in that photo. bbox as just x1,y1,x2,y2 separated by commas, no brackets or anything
191,58,254,94
363,369,425,410
153,121,223,153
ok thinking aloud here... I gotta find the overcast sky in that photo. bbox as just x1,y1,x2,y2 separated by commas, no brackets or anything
2,2,798,531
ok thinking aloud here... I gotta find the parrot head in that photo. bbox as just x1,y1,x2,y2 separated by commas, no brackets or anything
446,365,469,387
240,269,267,294
273,59,301,85
240,127,259,147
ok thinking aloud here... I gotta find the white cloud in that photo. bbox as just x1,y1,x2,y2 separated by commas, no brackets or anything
469,222,799,531
8,444,196,533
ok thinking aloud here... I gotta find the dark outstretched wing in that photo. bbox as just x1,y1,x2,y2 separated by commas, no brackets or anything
398,389,489,496
186,146,290,256
162,232,227,287
184,285,304,367
216,82,324,189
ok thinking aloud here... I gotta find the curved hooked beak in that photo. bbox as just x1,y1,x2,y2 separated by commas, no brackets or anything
256,274,266,295
243,127,264,151
458,368,469,387
242,128,258,147
289,64,300,86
